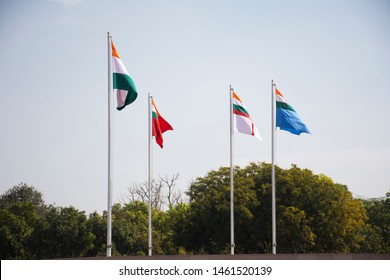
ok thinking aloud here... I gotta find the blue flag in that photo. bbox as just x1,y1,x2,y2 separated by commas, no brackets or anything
275,88,311,135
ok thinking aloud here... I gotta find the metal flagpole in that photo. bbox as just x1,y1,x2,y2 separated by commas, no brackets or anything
271,80,276,254
107,31,113,257
229,85,235,255
148,93,153,256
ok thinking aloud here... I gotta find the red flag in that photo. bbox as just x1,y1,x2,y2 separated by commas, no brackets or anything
151,99,173,148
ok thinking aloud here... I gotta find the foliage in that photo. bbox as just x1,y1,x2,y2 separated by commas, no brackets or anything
0,183,94,259
29,205,95,259
185,166,260,253
0,183,43,259
111,202,149,256
0,170,388,259
361,192,390,253
154,203,191,255
85,211,107,256
0,202,40,259
185,163,368,253
0,182,44,209
274,165,368,253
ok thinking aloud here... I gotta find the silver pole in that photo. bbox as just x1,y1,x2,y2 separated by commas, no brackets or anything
148,93,153,256
107,31,113,257
229,85,234,255
271,80,276,254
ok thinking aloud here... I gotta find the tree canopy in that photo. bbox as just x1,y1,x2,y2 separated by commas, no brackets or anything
0,165,388,259
185,163,368,253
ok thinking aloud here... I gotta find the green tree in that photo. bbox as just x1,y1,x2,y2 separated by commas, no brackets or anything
0,183,44,259
278,206,315,253
30,206,94,259
362,192,390,253
111,202,149,256
0,183,44,208
185,162,369,254
86,211,106,256
154,203,191,255
0,202,40,259
1,184,98,259
111,201,190,256
275,165,368,253
186,166,260,253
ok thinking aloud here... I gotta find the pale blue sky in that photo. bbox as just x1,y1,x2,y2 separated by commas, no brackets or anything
0,0,389,214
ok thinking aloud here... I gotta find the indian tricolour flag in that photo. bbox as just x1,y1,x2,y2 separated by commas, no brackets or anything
233,91,261,140
111,41,137,110
275,88,311,135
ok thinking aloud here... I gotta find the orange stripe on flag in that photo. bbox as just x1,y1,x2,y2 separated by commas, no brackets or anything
233,91,242,102
151,99,161,116
111,42,120,59
275,88,284,97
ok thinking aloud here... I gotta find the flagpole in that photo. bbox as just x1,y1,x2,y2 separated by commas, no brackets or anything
229,85,235,255
107,31,113,257
148,93,153,256
271,80,276,254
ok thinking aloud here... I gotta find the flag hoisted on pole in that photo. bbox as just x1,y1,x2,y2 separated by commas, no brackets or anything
230,86,261,255
232,91,262,140
271,81,311,254
107,33,138,257
148,95,173,256
275,88,311,135
112,40,138,110
151,98,174,149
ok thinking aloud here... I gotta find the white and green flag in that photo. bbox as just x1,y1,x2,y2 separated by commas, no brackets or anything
111,41,137,110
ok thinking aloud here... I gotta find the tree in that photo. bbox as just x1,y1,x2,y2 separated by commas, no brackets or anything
186,166,260,253
153,203,191,255
361,192,390,253
275,165,368,253
185,162,369,254
0,183,44,209
86,211,106,257
30,206,95,259
277,206,315,253
123,174,182,210
123,180,164,211
0,202,40,259
0,183,44,259
111,202,149,256
161,173,182,209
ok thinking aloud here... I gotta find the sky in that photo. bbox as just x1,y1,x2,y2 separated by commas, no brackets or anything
0,0,389,214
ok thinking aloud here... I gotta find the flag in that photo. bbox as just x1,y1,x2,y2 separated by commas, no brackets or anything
152,99,173,148
275,88,311,135
232,91,262,140
111,41,137,110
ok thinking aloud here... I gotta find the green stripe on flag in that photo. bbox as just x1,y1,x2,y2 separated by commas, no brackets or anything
113,72,138,110
233,104,249,115
152,111,158,119
276,101,296,112
113,73,136,91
